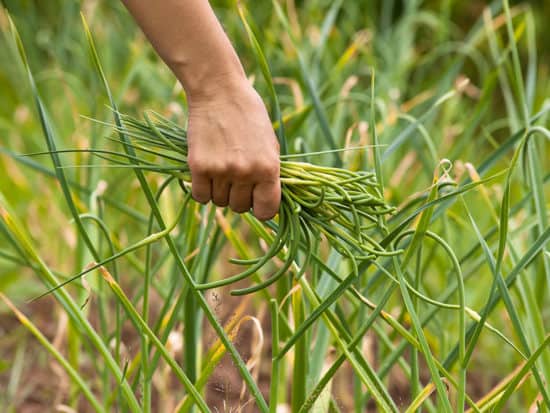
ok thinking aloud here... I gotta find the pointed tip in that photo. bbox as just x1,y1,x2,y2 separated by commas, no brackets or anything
80,11,90,32
27,290,51,303
7,12,29,69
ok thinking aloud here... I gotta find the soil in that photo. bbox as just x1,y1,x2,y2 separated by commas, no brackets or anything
0,275,497,412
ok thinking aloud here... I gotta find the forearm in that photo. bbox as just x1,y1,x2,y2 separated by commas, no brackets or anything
122,0,281,220
121,0,246,101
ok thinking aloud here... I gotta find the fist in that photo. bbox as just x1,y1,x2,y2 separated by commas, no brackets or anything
186,79,281,221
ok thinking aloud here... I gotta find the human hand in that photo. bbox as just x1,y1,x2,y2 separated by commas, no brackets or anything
186,77,281,221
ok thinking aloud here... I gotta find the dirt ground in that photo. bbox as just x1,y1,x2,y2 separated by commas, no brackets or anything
0,284,499,413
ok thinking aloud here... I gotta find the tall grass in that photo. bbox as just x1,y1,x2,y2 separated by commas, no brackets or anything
0,0,549,411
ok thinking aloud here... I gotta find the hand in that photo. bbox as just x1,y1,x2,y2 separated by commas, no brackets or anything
186,77,281,221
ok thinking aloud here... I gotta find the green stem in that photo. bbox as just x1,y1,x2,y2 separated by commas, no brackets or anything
291,283,307,412
269,299,281,413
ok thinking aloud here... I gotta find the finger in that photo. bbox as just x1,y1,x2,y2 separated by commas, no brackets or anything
191,174,211,204
252,180,281,221
229,183,253,214
212,180,230,207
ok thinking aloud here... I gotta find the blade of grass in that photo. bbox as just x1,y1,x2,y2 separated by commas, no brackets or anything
291,284,307,412
269,298,281,413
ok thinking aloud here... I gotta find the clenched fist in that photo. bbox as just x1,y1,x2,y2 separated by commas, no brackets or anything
187,77,280,220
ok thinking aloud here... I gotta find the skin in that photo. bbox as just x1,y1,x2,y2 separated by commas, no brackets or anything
121,0,281,220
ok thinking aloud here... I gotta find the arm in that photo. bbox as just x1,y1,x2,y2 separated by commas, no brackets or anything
121,0,280,220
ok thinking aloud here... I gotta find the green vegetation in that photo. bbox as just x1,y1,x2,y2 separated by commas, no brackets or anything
0,0,549,411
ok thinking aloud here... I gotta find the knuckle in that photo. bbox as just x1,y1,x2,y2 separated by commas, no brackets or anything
262,162,280,179
207,164,223,176
255,155,279,178
188,157,206,175
187,160,198,174
231,161,253,180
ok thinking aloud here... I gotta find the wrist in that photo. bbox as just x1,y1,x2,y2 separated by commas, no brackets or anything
184,69,254,107
173,51,248,105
